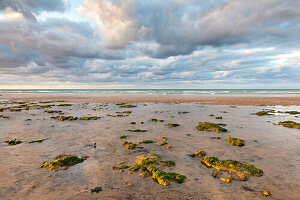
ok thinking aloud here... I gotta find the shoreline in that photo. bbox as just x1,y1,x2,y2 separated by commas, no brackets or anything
1,93,300,106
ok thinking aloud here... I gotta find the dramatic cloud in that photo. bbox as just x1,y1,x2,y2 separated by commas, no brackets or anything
0,0,300,88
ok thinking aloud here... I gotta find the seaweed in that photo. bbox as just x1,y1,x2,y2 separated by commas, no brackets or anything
142,140,154,144
226,137,245,147
4,139,22,146
127,129,147,132
29,139,47,144
168,123,180,127
44,110,63,114
40,154,87,171
196,122,227,133
120,135,127,139
157,141,168,146
201,157,263,182
113,153,185,186
122,141,137,150
90,187,102,193
122,111,132,114
190,150,206,158
277,111,300,115
215,116,222,119
57,104,72,106
118,105,137,108
130,122,136,124
80,116,99,120
277,121,300,129
255,111,271,116
151,118,158,122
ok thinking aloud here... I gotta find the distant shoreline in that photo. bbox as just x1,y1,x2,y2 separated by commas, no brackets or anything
1,93,300,106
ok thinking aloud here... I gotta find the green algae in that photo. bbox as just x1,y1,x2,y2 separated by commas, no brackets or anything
122,111,132,114
130,122,136,124
118,105,137,108
255,111,272,116
120,135,127,139
127,129,147,132
4,139,22,146
278,121,300,129
40,154,87,171
151,118,158,122
9,108,22,112
90,187,102,193
122,141,137,150
29,139,47,144
277,111,300,115
157,141,168,146
142,140,154,144
0,115,9,119
190,150,206,158
215,116,222,119
57,116,78,121
196,122,227,133
80,116,99,120
57,104,72,106
0,107,3,112
44,110,63,114
168,123,180,127
201,157,263,182
226,137,245,147
113,153,185,186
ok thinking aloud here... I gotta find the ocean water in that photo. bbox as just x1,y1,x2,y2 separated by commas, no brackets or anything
0,89,300,96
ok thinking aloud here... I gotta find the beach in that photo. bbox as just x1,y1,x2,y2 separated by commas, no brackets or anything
0,94,300,200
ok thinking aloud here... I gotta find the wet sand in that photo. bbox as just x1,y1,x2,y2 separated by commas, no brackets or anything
1,93,300,105
0,99,300,200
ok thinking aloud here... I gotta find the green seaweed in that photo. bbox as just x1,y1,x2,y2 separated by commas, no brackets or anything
57,104,72,106
168,123,180,127
201,157,263,182
44,110,63,114
127,129,147,132
122,111,132,114
255,111,272,116
278,121,300,129
147,167,186,186
4,139,22,146
29,139,47,144
40,154,87,171
196,122,227,133
80,116,99,120
120,135,127,139
190,150,206,158
142,140,154,144
226,137,245,147
118,105,137,108
122,141,137,150
215,116,222,119
277,111,300,115
130,122,136,124
90,187,102,193
160,161,176,167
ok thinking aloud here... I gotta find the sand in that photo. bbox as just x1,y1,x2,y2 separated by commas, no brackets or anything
0,96,300,200
1,93,300,105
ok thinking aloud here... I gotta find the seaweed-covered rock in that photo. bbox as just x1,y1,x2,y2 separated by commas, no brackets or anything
201,157,263,182
255,111,272,116
120,135,127,139
90,187,102,193
142,140,154,144
196,122,227,133
118,105,137,108
113,153,185,186
122,141,137,150
127,129,147,132
226,137,245,147
4,139,22,146
130,122,136,124
278,121,300,129
277,111,300,115
215,116,222,119
44,110,63,114
168,123,180,127
80,116,99,120
40,154,87,171
190,150,206,158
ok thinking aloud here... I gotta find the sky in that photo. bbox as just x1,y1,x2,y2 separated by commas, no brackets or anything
0,0,300,89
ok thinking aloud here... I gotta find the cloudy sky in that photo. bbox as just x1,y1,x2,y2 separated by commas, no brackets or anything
0,0,299,89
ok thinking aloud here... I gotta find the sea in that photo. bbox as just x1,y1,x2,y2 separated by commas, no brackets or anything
0,89,300,96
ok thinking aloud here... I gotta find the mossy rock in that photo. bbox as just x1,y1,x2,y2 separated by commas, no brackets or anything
40,154,87,171
118,105,137,108
196,122,227,133
168,123,180,127
226,137,245,147
80,116,99,120
90,187,102,193
113,153,185,186
190,150,206,158
57,104,72,106
4,139,22,146
142,140,154,144
127,129,147,132
201,157,263,182
122,141,137,150
255,111,271,116
278,121,300,129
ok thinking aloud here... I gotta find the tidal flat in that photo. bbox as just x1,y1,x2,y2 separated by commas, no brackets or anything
0,101,300,200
